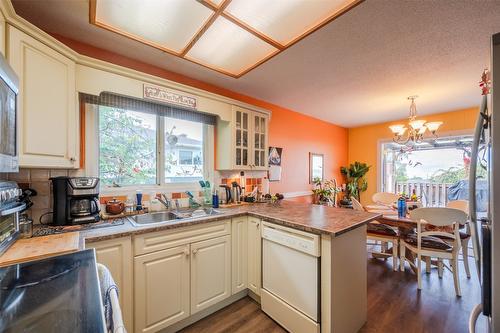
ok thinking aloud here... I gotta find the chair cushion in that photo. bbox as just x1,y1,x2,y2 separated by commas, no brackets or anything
403,233,452,251
437,232,470,240
367,222,398,236
424,224,454,233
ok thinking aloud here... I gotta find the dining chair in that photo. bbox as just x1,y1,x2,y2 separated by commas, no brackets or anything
446,200,472,278
399,207,468,297
365,192,399,211
352,197,399,271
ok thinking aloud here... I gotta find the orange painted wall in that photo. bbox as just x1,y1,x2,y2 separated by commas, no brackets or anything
53,35,348,195
348,107,479,205
268,106,347,194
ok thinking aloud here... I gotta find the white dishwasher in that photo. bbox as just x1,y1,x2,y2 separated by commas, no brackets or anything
261,222,321,333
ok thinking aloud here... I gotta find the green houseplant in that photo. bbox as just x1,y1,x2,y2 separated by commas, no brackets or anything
312,178,341,206
340,162,371,203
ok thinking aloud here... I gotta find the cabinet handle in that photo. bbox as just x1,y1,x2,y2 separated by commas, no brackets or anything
183,249,190,256
70,157,76,162
257,222,260,229
192,249,198,255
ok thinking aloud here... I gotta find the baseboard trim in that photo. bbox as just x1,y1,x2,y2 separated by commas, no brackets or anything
283,191,312,198
248,289,261,304
160,290,249,333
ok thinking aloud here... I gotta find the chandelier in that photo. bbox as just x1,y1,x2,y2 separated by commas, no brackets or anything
389,96,443,145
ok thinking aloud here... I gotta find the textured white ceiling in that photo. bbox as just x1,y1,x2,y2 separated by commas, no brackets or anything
11,0,500,127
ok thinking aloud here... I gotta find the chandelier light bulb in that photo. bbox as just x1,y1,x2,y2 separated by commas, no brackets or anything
425,121,443,133
409,119,426,130
417,126,427,135
389,124,406,135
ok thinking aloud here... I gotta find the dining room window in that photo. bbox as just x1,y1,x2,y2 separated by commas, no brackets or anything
380,135,480,206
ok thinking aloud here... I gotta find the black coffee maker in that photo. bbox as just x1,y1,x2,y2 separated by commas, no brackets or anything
51,177,100,225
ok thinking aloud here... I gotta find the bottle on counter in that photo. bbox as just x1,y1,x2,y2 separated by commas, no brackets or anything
212,189,219,208
397,195,407,218
136,190,143,211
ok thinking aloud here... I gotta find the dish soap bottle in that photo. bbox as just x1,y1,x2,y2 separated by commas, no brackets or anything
212,189,219,208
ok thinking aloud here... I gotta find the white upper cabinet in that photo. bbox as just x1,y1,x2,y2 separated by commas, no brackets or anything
8,26,78,168
217,105,269,170
0,10,5,56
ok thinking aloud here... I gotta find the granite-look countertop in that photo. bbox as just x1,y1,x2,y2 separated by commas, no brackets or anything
82,202,380,243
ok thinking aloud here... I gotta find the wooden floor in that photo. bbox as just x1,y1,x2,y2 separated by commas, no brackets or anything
179,254,486,333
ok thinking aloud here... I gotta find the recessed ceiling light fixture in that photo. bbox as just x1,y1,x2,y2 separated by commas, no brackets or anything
89,0,363,78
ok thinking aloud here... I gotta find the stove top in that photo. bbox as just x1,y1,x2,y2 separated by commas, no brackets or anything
0,250,106,333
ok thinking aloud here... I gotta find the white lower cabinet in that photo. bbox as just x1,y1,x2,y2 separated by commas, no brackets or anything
247,217,262,296
190,235,231,314
134,245,190,333
133,221,232,333
86,237,133,333
231,216,248,294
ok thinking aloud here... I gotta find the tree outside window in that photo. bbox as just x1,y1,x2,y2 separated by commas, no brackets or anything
99,107,206,186
99,106,157,186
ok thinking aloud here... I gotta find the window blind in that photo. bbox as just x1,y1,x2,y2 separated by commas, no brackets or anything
80,92,216,125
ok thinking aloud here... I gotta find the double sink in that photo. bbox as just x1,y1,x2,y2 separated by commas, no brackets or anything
128,207,223,227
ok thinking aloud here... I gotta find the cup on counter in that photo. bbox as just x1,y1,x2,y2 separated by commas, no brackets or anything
19,215,33,239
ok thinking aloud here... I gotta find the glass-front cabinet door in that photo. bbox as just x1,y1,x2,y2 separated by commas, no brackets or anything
252,114,267,169
234,108,250,168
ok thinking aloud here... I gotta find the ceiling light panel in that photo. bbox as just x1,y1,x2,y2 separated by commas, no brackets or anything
94,0,213,53
186,16,278,76
207,0,225,7
225,0,356,46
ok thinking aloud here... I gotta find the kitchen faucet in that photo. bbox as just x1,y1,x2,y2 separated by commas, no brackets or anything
157,194,171,210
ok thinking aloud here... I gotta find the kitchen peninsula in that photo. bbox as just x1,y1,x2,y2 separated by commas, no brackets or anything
80,202,380,333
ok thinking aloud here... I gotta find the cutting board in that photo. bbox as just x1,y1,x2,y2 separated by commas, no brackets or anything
0,232,80,267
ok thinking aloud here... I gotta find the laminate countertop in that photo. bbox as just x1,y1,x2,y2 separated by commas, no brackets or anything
82,201,381,243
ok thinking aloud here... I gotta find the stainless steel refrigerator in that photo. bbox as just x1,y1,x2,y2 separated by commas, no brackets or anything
469,32,500,333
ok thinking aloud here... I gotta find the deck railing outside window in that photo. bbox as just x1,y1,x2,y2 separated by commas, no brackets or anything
396,182,452,207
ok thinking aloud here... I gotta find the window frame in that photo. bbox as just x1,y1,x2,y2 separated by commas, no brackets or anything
84,103,214,194
377,130,474,194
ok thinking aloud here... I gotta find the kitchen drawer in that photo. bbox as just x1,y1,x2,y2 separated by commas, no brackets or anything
133,220,231,256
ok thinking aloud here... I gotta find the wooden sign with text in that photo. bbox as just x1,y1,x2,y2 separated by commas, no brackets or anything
143,84,197,109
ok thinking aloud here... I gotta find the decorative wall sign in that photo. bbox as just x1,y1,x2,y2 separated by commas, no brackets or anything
268,147,283,182
143,84,197,109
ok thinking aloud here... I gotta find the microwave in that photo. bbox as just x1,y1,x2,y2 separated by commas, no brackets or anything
0,55,19,173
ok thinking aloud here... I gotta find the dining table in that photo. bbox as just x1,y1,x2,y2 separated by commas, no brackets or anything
365,207,421,272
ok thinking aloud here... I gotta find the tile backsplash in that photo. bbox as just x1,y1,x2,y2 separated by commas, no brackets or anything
4,168,266,224
4,168,84,224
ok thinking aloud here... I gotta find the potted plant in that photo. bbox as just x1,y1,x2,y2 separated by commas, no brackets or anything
340,162,370,205
312,177,341,206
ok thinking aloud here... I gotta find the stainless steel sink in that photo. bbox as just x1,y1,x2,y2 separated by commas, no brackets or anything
172,208,222,219
128,208,223,227
128,211,181,226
